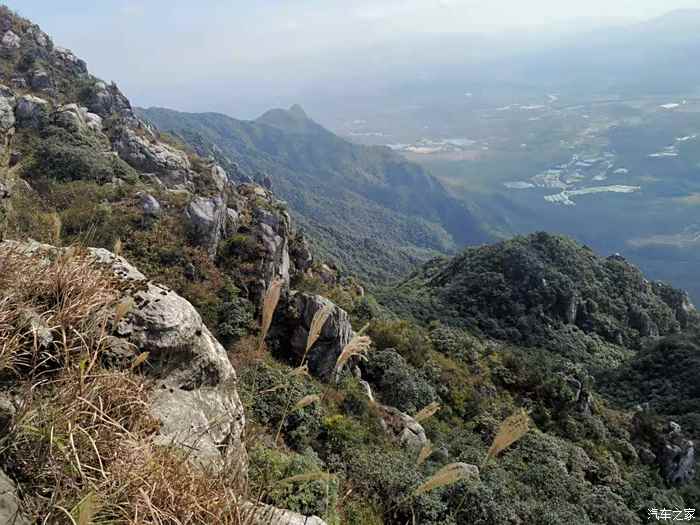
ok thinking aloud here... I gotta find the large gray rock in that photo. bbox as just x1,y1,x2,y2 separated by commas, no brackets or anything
376,404,428,451
280,293,354,381
242,502,327,525
115,126,191,175
251,203,292,287
53,103,103,134
140,192,161,218
52,46,87,75
29,69,51,91
186,195,226,257
0,95,15,132
657,422,696,485
1,30,20,50
14,95,49,129
86,248,248,475
358,380,428,450
0,469,29,525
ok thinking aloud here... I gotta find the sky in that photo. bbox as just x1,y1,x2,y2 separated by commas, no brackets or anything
6,0,700,119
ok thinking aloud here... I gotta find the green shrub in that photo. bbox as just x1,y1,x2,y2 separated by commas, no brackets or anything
248,444,339,522
363,349,437,414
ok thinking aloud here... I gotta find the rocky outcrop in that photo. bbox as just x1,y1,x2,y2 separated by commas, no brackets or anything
186,195,227,257
242,502,327,525
657,422,696,486
0,30,19,50
14,95,49,129
0,468,29,525
114,126,191,176
376,404,428,451
85,247,247,474
275,293,354,381
53,103,103,134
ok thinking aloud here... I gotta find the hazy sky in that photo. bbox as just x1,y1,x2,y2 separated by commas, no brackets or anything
6,0,700,118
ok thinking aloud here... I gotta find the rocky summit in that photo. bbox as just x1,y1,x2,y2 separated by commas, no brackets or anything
0,4,698,525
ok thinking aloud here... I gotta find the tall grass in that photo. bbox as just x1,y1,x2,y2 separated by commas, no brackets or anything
482,409,530,467
258,279,284,352
0,246,253,524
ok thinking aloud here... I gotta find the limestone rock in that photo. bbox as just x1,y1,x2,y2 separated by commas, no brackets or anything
242,502,327,525
376,404,428,451
53,104,103,134
186,195,226,257
252,204,291,286
115,126,191,175
140,193,161,217
29,69,51,91
657,422,696,485
84,247,247,474
52,46,87,75
1,30,19,50
280,293,354,381
0,94,15,132
0,469,29,525
14,95,49,129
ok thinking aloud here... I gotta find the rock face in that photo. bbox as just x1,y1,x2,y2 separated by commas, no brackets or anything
277,293,354,381
658,423,696,486
376,404,428,451
85,247,247,475
114,126,191,176
186,195,227,257
53,103,103,134
14,95,49,129
0,468,29,525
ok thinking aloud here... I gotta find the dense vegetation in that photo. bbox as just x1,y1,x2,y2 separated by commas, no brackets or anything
0,5,697,524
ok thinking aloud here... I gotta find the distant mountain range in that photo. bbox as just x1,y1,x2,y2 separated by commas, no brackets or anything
138,105,489,283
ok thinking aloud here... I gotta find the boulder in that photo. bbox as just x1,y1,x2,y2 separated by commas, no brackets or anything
279,293,354,381
0,95,15,132
14,95,49,129
376,404,429,451
29,69,51,91
242,502,327,525
81,247,248,475
186,195,226,257
85,81,133,120
656,422,696,485
53,104,103,134
0,30,20,50
252,205,292,286
0,468,29,525
211,164,228,192
140,193,161,218
290,232,313,275
115,126,191,175
52,46,87,75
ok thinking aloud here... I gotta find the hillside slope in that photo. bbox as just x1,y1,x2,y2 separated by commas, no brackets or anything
138,106,489,284
0,5,698,524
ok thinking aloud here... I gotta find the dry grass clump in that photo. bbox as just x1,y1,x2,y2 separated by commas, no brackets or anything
0,246,251,523
413,402,441,423
258,279,284,352
482,409,530,467
0,245,119,375
305,303,333,357
413,463,480,496
333,334,372,382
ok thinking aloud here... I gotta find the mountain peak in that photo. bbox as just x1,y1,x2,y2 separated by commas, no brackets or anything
255,104,322,135
288,104,308,119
